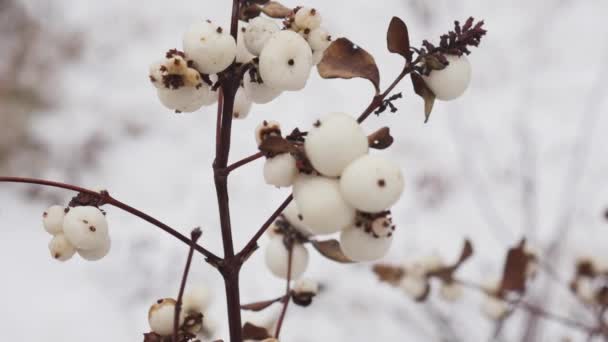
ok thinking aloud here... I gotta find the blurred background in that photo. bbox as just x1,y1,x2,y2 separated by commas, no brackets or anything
1,0,608,341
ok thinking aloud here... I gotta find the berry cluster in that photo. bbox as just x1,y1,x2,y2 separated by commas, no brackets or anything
43,203,111,262
149,7,331,115
569,258,608,307
258,112,404,276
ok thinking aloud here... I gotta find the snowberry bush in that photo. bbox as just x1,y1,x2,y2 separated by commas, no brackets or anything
20,1,608,341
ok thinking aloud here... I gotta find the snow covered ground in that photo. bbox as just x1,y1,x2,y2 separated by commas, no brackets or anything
2,0,608,341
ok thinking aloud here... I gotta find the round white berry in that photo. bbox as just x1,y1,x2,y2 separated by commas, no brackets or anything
236,21,255,63
259,30,313,91
304,112,368,177
63,206,109,251
183,21,236,74
255,120,281,146
149,61,164,89
574,277,596,304
264,237,309,279
439,282,463,302
264,153,298,188
48,234,76,262
293,278,319,295
294,7,322,30
422,54,471,101
399,275,428,300
371,217,394,238
282,202,313,237
232,86,253,119
293,175,356,235
157,84,216,113
340,154,404,212
148,298,184,336
77,235,111,261
244,71,282,104
481,296,509,320
43,205,65,235
182,285,211,314
339,226,392,262
307,28,331,53
244,17,280,56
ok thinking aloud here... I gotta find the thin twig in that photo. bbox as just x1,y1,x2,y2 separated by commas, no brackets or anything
238,194,293,262
226,152,264,173
173,228,203,342
274,245,293,338
0,176,222,264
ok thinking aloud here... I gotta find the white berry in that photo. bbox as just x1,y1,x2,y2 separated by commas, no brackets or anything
439,282,463,302
183,285,211,314
148,298,184,336
340,154,404,212
232,86,253,119
244,71,282,104
304,112,368,177
244,17,280,56
293,175,356,235
183,21,236,74
264,237,309,279
307,28,331,53
481,296,509,320
293,278,319,295
255,120,281,146
43,205,65,235
282,202,313,237
77,235,111,261
339,226,392,262
236,21,255,63
294,7,322,30
157,84,216,113
48,234,76,262
371,217,394,238
264,153,298,188
399,274,428,299
63,206,109,251
422,54,471,101
259,30,313,91
149,61,164,89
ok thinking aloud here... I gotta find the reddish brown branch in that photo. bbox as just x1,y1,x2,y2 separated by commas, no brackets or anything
238,194,293,263
0,176,221,264
174,228,202,342
274,245,293,338
226,152,264,173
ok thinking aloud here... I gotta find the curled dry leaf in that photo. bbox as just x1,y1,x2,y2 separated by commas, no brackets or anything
372,264,405,286
241,296,285,312
368,127,394,150
311,239,355,263
261,1,293,18
387,17,412,61
410,72,435,123
258,135,297,158
317,38,381,94
242,322,272,341
240,4,263,21
499,239,530,295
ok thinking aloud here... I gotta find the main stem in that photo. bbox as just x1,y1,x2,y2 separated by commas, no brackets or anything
214,1,243,341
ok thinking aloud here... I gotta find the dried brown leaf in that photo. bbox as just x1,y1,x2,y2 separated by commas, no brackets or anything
242,322,272,340
372,264,405,286
240,296,285,312
258,135,297,157
499,239,529,294
317,38,381,94
261,1,292,18
311,239,355,263
427,239,474,282
387,17,411,61
410,72,435,123
368,127,394,150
